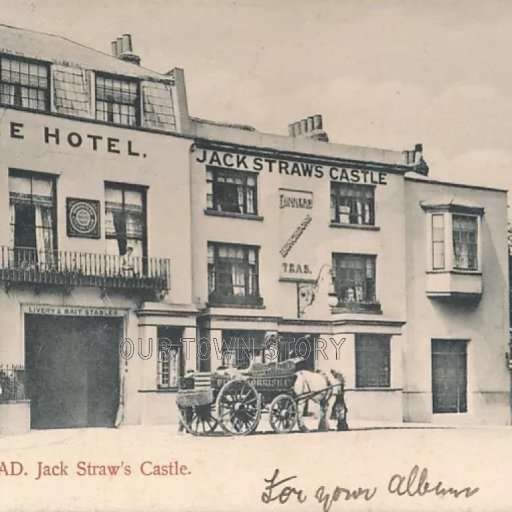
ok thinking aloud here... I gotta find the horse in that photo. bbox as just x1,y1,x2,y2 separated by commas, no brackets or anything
293,369,348,432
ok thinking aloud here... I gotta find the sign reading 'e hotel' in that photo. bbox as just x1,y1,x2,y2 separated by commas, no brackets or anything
196,149,388,184
9,121,146,157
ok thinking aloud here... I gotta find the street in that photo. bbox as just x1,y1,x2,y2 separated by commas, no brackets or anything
0,419,511,512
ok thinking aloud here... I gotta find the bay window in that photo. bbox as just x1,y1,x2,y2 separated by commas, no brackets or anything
425,208,481,273
422,200,483,299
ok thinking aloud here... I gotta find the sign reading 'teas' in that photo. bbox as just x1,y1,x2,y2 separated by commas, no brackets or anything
279,189,316,282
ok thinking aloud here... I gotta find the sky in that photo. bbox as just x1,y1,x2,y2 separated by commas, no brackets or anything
2,0,512,193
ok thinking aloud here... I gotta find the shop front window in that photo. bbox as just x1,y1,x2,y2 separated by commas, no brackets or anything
157,327,184,390
355,334,390,388
221,330,265,369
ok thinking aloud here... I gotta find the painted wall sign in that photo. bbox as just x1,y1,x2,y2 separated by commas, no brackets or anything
279,189,316,282
8,121,146,158
196,148,388,184
25,305,124,317
66,198,101,239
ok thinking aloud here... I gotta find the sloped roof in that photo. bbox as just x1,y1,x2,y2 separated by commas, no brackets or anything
0,23,169,81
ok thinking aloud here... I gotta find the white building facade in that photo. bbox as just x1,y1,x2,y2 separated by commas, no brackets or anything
0,24,508,434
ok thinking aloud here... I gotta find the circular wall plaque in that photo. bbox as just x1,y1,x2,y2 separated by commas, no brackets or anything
67,199,100,238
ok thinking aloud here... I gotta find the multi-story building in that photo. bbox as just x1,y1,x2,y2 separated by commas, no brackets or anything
0,24,509,434
0,25,198,433
188,118,510,425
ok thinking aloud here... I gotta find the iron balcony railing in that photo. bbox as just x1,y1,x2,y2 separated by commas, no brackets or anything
0,365,26,402
0,246,170,292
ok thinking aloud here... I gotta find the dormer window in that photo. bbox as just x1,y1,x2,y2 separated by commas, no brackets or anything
0,55,50,111
95,74,139,126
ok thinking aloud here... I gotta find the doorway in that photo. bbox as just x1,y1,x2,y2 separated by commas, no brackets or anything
25,315,122,429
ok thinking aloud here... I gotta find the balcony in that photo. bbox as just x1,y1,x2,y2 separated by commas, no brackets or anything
0,246,170,296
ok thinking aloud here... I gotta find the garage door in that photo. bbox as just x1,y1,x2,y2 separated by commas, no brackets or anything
25,315,122,429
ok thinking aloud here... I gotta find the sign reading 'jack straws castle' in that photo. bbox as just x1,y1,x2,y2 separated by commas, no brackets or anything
194,147,390,282
195,148,389,184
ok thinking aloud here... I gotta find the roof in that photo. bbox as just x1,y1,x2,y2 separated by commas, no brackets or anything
405,175,508,194
0,23,168,81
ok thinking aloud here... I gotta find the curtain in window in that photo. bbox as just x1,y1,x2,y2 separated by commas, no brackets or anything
9,174,54,268
453,216,477,270
231,263,246,296
217,261,235,295
334,255,376,305
34,205,54,268
105,187,145,259
168,347,179,388
246,176,256,214
8,204,15,265
332,184,375,225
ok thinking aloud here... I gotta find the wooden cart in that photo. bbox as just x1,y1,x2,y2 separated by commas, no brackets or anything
176,359,340,436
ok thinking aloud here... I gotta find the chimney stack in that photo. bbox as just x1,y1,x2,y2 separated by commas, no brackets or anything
287,114,329,142
110,34,141,66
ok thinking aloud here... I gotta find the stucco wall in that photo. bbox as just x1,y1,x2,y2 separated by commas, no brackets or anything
403,178,510,424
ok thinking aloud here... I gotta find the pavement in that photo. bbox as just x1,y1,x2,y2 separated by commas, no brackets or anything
0,418,511,511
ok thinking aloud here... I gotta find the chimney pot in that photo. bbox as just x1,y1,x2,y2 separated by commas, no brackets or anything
122,34,133,53
313,114,322,130
117,37,124,54
306,116,314,133
111,40,118,57
300,119,307,134
288,124,295,137
293,121,301,135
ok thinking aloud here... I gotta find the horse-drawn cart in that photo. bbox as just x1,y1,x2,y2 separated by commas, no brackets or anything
176,359,347,436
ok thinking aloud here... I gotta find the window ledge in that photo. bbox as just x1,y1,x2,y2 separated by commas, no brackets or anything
351,387,399,392
330,301,382,315
204,209,264,221
427,269,481,276
329,222,380,231
138,388,178,393
206,302,266,310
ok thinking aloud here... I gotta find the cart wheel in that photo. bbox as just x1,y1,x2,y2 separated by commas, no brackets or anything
269,394,298,434
216,379,261,436
178,405,218,436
